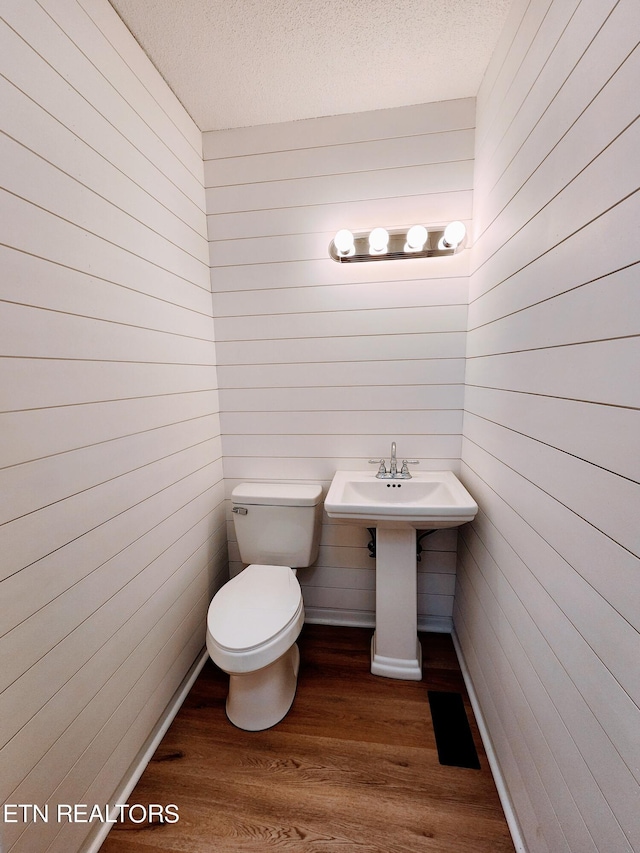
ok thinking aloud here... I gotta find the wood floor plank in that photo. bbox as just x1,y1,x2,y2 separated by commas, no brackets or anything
99,625,514,852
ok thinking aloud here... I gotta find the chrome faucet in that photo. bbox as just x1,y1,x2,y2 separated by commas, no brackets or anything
389,441,397,477
369,442,419,479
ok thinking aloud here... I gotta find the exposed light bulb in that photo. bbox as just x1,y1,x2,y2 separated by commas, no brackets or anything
405,224,428,252
442,221,466,248
369,227,389,254
333,229,355,255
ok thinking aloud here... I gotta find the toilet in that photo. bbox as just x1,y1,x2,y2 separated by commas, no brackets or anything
206,482,322,731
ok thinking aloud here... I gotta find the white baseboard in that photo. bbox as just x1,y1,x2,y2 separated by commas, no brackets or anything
81,648,209,853
304,609,452,634
451,629,528,853
417,614,453,633
303,607,375,628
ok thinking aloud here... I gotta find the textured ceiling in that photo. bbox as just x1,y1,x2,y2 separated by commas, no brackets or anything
109,0,511,131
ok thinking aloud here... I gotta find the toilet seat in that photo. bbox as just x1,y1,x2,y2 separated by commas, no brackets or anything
206,564,304,674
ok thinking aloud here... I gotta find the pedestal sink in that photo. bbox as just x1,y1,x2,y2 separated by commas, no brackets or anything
324,470,478,680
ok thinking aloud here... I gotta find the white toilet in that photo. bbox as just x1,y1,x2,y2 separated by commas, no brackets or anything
206,482,322,731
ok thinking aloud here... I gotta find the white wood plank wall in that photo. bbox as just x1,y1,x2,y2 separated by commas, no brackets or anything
455,1,640,851
0,2,225,851
204,100,474,629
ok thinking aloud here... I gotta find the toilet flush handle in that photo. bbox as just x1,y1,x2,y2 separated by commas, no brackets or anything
232,506,248,515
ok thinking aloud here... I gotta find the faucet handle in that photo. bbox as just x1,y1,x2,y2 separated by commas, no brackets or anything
401,459,419,474
369,459,387,475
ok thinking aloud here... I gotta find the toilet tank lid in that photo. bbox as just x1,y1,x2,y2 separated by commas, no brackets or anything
232,482,322,507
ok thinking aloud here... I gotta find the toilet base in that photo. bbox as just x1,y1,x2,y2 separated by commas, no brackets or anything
226,643,300,731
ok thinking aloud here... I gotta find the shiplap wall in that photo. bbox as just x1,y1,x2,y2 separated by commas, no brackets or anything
455,1,640,851
0,2,226,851
204,101,474,629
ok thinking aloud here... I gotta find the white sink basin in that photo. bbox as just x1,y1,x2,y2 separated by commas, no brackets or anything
324,470,478,529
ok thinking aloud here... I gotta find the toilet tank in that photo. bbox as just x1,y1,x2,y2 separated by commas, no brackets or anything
231,482,323,568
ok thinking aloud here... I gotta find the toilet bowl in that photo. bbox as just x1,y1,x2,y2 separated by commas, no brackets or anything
207,564,305,730
206,483,321,731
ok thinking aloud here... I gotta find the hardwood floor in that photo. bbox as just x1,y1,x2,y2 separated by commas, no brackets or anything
100,625,515,852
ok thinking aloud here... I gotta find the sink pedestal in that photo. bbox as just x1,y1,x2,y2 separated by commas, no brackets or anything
371,527,422,680
324,468,478,682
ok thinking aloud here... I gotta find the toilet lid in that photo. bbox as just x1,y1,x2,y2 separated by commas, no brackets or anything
208,564,302,652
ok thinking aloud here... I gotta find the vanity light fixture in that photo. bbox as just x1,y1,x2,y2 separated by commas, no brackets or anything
329,221,466,263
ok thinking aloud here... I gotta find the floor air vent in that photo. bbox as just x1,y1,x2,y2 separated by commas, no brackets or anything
428,690,481,769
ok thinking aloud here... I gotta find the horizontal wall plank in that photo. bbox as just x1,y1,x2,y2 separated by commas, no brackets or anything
472,119,640,296
0,390,218,468
0,132,207,284
0,414,219,524
42,613,208,853
38,0,204,178
478,14,639,239
221,458,461,482
302,564,375,589
458,501,640,844
206,160,474,215
1,445,223,581
0,509,222,752
467,265,639,355
208,190,474,240
0,301,216,365
468,195,640,327
417,593,454,618
0,191,212,311
464,385,640,482
316,522,457,554
219,384,464,412
221,435,461,461
213,252,470,290
476,0,628,212
0,248,214,341
473,0,555,156
205,129,475,187
476,0,588,193
465,337,640,409
460,449,640,772
216,359,466,389
212,277,468,316
464,411,639,555
476,105,640,283
202,98,476,159
2,2,204,198
214,305,467,342
461,438,640,641
1,477,225,641
0,20,204,232
220,410,462,436
6,585,213,852
453,603,557,853
215,332,466,365
0,359,216,412
77,0,203,152
0,75,207,261
455,544,630,853
301,584,376,615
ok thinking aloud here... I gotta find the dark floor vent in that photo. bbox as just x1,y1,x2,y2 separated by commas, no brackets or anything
428,690,481,769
